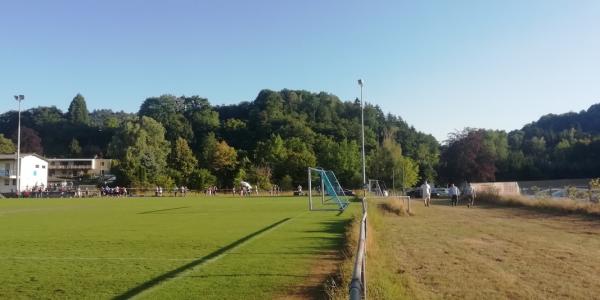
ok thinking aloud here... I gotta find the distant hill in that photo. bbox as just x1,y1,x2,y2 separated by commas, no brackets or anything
522,103,600,138
500,103,600,180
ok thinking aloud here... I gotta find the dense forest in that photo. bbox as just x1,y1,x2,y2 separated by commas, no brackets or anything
0,91,435,190
438,104,600,183
0,91,598,189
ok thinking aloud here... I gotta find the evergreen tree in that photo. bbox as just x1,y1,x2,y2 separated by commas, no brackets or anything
67,94,90,125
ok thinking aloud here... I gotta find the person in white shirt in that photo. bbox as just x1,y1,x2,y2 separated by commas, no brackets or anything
449,183,460,206
421,180,431,207
465,183,476,208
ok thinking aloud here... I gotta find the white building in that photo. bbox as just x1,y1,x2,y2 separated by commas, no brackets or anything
0,153,48,194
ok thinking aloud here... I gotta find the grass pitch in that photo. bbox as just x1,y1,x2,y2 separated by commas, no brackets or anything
0,196,354,299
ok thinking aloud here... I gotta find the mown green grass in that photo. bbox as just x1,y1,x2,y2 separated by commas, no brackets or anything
0,196,354,299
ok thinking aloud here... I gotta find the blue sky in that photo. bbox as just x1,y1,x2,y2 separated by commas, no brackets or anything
1,0,599,141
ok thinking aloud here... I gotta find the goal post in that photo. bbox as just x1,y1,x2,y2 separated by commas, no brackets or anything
368,179,388,197
308,167,350,211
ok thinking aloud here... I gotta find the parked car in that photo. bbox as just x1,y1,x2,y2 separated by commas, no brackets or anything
406,188,422,198
342,189,356,197
433,188,449,198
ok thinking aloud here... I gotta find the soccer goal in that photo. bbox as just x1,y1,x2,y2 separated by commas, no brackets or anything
368,179,388,197
307,167,350,211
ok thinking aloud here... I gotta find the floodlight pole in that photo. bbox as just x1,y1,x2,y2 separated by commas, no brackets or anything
14,95,24,197
358,79,366,197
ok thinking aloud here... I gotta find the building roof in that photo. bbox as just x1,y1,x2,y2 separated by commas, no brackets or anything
46,157,111,161
0,153,48,161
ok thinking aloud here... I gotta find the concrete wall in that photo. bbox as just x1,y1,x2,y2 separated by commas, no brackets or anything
472,182,520,196
19,155,48,191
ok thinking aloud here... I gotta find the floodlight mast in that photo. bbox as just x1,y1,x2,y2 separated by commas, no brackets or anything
358,80,366,196
14,95,24,197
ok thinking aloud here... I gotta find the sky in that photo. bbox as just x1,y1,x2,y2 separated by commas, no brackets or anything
1,0,599,141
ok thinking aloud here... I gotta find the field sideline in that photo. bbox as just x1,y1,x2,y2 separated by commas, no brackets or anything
0,196,355,299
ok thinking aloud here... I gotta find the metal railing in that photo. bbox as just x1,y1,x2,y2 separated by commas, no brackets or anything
0,169,15,177
349,198,368,299
49,165,93,170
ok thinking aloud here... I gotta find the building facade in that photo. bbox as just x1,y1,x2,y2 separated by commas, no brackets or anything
0,154,48,194
47,158,112,184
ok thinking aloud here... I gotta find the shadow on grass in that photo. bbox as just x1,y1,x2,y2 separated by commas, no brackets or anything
187,273,308,279
300,220,350,249
113,218,291,300
137,206,191,214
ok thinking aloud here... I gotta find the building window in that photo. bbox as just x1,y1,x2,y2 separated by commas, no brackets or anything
101,162,105,166
4,179,8,186
42,165,46,169
35,165,40,168
12,179,16,185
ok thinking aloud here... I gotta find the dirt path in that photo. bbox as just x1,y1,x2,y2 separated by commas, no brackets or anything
380,199,600,299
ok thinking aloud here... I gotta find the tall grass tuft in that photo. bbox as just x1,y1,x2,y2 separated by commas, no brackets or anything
377,198,409,216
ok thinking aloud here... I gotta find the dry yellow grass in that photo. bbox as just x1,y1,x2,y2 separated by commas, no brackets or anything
372,199,600,299
377,198,409,216
478,192,600,217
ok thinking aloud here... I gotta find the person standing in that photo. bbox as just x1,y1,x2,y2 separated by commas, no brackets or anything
421,180,431,207
465,183,476,208
449,183,460,206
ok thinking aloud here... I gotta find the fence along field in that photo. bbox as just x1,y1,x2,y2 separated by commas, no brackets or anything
0,196,354,299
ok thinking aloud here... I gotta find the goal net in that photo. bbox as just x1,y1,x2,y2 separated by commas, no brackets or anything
307,167,350,211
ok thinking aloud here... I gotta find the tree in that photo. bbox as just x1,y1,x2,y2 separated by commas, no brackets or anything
11,127,43,154
368,131,419,189
67,94,90,125
0,134,15,154
247,165,273,190
315,137,361,187
199,133,238,172
284,137,316,185
395,156,420,192
212,141,238,171
168,137,198,184
139,95,193,142
189,168,217,190
438,129,496,183
69,138,82,156
107,116,170,186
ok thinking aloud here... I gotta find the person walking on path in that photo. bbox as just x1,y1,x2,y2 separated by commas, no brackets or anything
449,183,460,206
465,183,476,208
421,180,431,207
